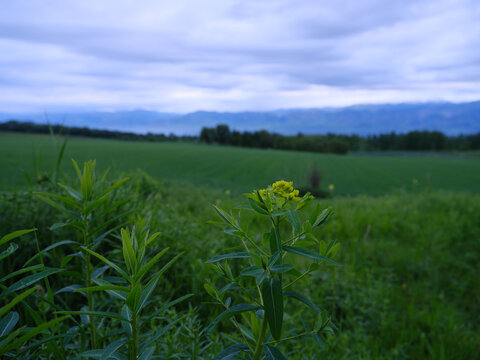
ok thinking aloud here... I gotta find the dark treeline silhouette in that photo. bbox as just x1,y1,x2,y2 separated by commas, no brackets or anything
0,120,196,142
200,124,480,154
2,120,480,153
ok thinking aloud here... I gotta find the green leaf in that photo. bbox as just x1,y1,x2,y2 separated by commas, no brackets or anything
284,291,323,313
100,338,126,360
213,344,250,360
138,347,155,360
56,310,127,322
126,284,142,313
267,251,281,267
0,229,36,247
0,243,18,262
270,264,294,274
146,252,183,288
264,345,287,360
121,305,132,337
1,268,64,297
0,312,19,337
81,247,129,281
146,294,194,321
135,247,169,282
283,246,341,266
0,287,37,318
136,280,157,314
312,207,333,227
240,266,264,278
262,277,283,341
0,316,68,355
76,285,129,294
248,198,268,215
121,228,137,273
213,205,235,226
205,252,250,263
33,192,81,209
0,265,43,283
24,240,78,266
286,210,301,234
206,304,260,333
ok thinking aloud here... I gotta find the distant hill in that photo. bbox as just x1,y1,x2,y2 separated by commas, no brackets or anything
1,101,479,135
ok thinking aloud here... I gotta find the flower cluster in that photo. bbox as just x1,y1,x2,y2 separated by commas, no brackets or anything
257,180,301,202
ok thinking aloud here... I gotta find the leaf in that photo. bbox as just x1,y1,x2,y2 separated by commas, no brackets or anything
0,316,68,355
24,240,78,266
136,279,157,314
79,349,126,359
33,192,81,209
56,310,127,322
0,243,18,262
0,229,36,247
126,284,142,313
248,198,268,215
55,284,83,295
100,338,126,360
270,264,294,274
121,305,132,337
146,294,194,321
313,207,333,227
262,277,283,341
0,312,19,336
264,345,287,360
213,344,250,360
81,247,129,281
205,252,250,263
146,252,183,288
0,287,37,319
0,264,43,282
267,251,281,267
121,228,136,273
206,304,260,333
135,247,169,282
1,268,64,297
283,246,341,266
284,291,323,313
213,205,235,226
240,266,264,278
138,346,155,360
286,210,301,234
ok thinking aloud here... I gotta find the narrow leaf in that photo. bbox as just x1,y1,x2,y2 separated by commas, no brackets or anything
262,277,283,341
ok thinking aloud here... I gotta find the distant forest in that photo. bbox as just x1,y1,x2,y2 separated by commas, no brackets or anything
2,120,480,154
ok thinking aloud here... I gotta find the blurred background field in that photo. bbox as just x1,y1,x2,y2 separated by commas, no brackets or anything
2,132,480,195
1,132,479,358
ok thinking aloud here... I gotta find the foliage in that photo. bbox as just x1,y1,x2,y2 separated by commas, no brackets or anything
205,180,340,359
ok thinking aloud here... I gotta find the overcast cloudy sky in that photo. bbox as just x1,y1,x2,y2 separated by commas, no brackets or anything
1,0,479,113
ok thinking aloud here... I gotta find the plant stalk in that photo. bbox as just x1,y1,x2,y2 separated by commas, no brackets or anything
252,316,268,360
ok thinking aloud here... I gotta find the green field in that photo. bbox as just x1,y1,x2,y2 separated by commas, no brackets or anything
0,132,479,359
1,132,480,194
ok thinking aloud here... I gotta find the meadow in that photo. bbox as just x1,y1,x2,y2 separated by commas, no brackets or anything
0,132,479,359
1,133,480,194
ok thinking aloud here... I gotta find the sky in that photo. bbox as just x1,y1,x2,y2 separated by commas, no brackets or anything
0,0,479,113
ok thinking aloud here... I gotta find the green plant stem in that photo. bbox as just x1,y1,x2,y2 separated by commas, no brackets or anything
252,316,268,360
83,214,97,349
130,311,138,360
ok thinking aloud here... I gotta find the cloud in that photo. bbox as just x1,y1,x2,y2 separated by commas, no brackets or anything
0,0,479,113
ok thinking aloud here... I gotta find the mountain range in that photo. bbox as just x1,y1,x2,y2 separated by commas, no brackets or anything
1,101,479,136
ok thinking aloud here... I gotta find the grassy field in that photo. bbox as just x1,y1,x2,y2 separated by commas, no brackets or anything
0,132,479,359
1,132,480,194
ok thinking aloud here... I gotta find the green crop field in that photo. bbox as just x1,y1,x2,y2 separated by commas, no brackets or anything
1,132,480,194
0,132,479,359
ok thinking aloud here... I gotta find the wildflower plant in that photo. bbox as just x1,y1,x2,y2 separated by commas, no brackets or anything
206,180,340,359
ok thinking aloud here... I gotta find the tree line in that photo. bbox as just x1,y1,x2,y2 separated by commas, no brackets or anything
0,120,195,142
2,120,480,153
200,124,480,153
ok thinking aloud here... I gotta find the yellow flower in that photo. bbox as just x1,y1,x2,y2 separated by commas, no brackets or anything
225,189,231,195
412,179,419,185
328,184,335,191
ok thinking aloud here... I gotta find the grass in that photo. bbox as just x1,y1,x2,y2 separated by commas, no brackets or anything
0,132,479,358
1,132,480,195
